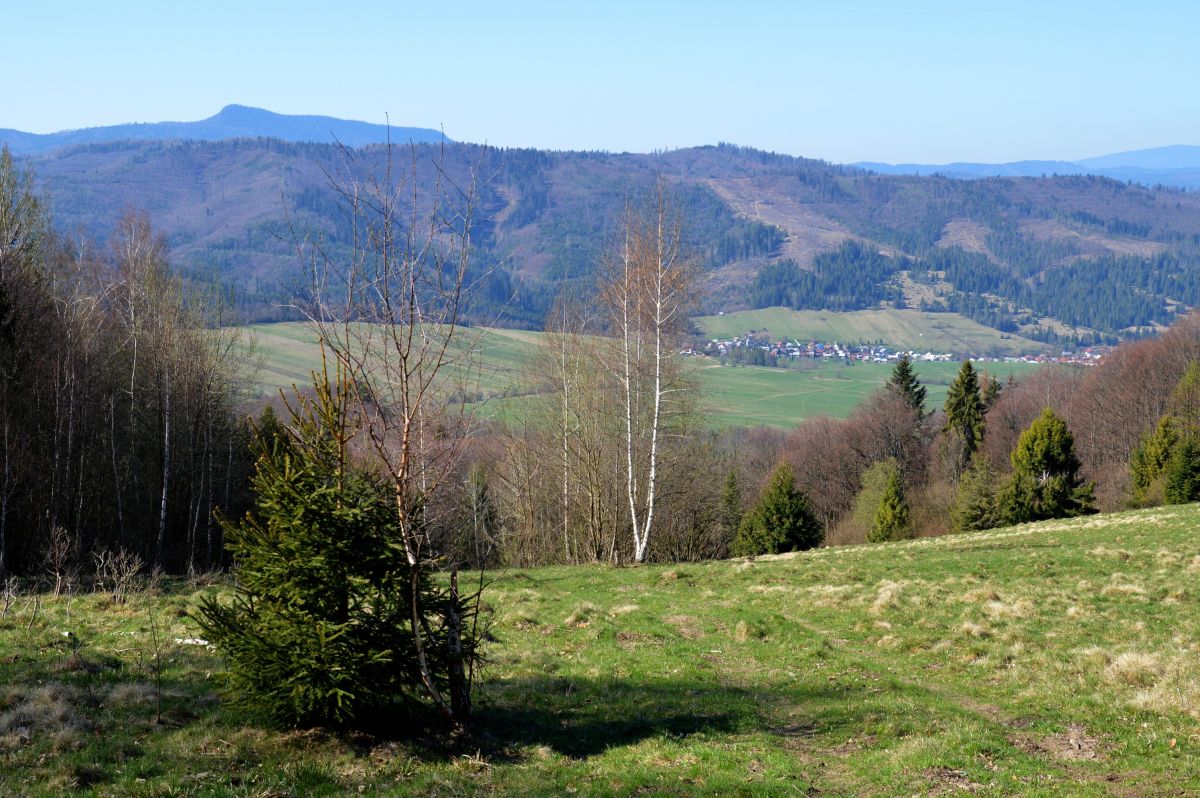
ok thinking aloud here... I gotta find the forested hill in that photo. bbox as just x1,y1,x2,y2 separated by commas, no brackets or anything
0,105,447,155
17,138,1200,340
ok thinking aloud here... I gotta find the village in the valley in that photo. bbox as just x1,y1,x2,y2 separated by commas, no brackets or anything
692,331,1112,367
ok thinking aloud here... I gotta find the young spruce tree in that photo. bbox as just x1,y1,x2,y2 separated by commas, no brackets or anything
1164,437,1200,505
999,408,1094,524
886,354,926,415
195,368,473,729
868,467,912,543
732,463,822,555
943,360,985,475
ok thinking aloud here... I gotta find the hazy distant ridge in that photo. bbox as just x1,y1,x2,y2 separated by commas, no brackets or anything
0,105,449,154
856,145,1200,189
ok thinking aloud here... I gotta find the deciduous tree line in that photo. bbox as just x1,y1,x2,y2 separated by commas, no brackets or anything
0,148,251,582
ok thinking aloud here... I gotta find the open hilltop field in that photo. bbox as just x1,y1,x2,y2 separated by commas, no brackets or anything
244,323,1039,428
2,505,1198,795
694,308,1052,357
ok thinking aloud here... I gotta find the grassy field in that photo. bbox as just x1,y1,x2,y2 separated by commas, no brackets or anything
697,360,1038,428
245,323,1040,428
242,323,545,400
3,505,1199,795
694,308,1051,357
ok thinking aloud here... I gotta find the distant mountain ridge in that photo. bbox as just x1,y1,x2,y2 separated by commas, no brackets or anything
856,145,1200,189
0,105,449,155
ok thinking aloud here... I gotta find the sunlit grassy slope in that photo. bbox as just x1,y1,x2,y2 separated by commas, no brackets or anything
694,307,1052,356
245,323,1038,428
3,505,1199,795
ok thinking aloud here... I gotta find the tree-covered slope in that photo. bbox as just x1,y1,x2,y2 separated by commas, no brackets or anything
18,138,1200,338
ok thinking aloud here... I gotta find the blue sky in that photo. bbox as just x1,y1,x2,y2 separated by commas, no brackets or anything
5,1,1197,163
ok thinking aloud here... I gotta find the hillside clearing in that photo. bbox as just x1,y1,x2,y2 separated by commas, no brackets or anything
694,307,1052,356
3,505,1199,795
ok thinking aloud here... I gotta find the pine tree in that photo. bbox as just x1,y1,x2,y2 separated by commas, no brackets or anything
851,459,898,533
980,372,1002,412
732,463,822,556
1130,415,1179,506
195,375,474,728
1168,361,1200,437
1164,437,1200,504
943,360,985,473
952,458,1002,532
719,468,743,543
886,354,926,415
868,468,912,542
999,408,1094,524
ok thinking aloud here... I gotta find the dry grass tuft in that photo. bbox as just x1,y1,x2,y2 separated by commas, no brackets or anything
0,683,86,750
563,602,599,627
1130,655,1200,719
959,621,990,638
1101,576,1146,597
106,682,159,708
1090,546,1133,561
807,583,854,608
1105,652,1159,686
983,599,1033,620
666,614,705,639
869,581,903,615
607,604,639,618
1073,646,1110,668
961,588,1001,603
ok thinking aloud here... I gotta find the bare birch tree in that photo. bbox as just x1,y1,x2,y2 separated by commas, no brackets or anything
300,142,486,725
601,180,695,563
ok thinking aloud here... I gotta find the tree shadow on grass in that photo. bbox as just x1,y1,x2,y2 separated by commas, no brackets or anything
468,675,856,761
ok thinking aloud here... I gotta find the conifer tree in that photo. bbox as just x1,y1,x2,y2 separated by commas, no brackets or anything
732,463,822,555
868,468,912,542
999,408,1094,523
195,369,476,728
719,468,743,543
1164,437,1200,505
952,458,1002,532
943,360,985,474
851,459,898,533
886,354,926,415
1168,361,1200,437
980,372,1002,412
1130,415,1179,506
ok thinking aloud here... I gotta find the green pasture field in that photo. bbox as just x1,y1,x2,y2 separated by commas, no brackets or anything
244,323,1041,429
3,504,1199,795
694,307,1052,357
695,359,1038,428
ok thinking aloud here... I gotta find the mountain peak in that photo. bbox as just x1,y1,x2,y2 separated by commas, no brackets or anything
0,106,449,155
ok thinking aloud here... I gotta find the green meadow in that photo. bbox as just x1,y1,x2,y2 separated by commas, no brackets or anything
3,504,1199,795
244,323,1039,428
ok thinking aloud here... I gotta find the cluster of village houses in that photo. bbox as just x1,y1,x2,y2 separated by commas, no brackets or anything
691,333,1110,366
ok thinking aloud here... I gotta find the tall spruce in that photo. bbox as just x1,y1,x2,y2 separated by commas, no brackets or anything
868,467,912,543
1164,438,1200,504
1168,361,1200,437
1000,408,1094,523
886,354,927,415
720,468,743,543
732,463,822,555
944,360,985,473
952,458,1002,532
1130,415,1179,506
